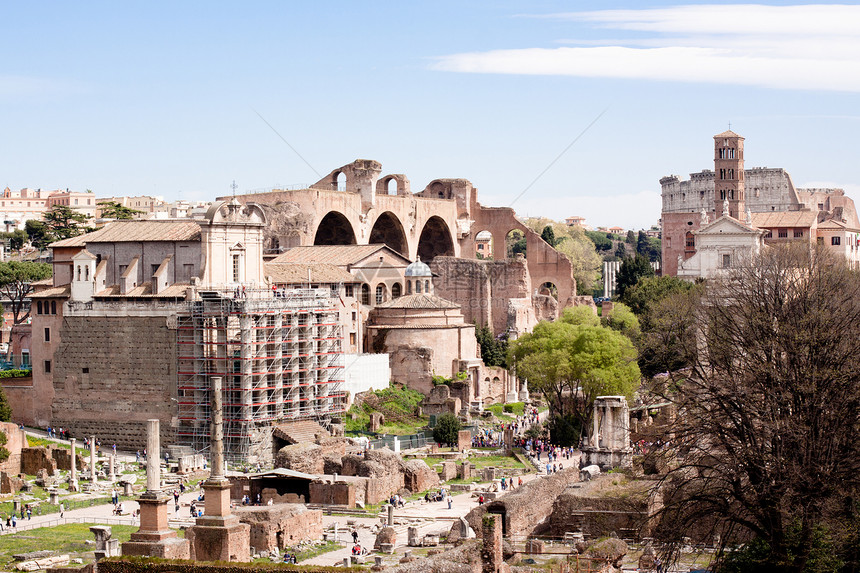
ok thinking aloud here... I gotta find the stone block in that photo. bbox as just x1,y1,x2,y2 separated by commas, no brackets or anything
439,461,457,481
526,539,545,554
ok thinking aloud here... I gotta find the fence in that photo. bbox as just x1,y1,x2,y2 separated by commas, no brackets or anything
368,432,429,451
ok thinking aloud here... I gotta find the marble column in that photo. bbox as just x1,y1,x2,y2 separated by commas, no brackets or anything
69,438,77,488
90,436,97,483
146,419,160,492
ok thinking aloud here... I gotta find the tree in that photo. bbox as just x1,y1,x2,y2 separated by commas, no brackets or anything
25,220,52,250
433,413,462,447
653,244,860,571
0,230,27,251
43,205,88,240
614,254,654,299
614,242,627,259
626,230,636,244
600,302,640,341
0,385,11,422
541,225,558,247
521,218,602,292
475,325,508,368
0,261,53,324
509,307,640,445
636,231,650,256
97,201,142,220
585,230,613,252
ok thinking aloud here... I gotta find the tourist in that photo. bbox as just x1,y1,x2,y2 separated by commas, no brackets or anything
352,529,359,544
11,514,16,529
478,494,484,505
26,505,31,520
447,494,453,509
518,477,523,487
135,450,141,463
60,503,64,518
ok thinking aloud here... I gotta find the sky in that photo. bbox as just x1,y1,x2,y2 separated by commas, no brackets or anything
3,1,860,231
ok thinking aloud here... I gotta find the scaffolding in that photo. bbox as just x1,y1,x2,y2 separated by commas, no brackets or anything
176,287,346,462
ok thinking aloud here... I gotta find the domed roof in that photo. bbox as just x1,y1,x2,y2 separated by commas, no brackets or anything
405,257,432,277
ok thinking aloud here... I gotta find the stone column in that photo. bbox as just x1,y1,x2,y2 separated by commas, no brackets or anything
604,405,613,449
69,438,77,489
90,436,97,484
109,454,116,483
146,419,160,493
387,504,394,526
203,376,231,518
591,408,599,448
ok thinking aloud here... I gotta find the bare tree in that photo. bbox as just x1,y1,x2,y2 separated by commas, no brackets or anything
653,244,860,571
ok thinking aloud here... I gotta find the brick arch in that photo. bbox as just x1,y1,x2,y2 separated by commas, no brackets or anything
418,216,455,262
369,211,409,256
313,211,357,246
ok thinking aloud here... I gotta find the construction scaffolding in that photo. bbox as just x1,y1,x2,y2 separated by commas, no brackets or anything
176,287,346,462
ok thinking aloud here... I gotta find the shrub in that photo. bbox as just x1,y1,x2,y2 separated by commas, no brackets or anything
433,413,461,446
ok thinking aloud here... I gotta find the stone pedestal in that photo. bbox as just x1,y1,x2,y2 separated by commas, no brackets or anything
186,478,250,562
122,493,191,558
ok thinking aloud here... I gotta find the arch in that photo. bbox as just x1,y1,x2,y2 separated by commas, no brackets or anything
314,211,357,246
368,211,408,256
506,229,527,260
538,281,558,301
375,284,387,305
417,216,455,262
391,283,402,298
335,171,346,191
475,230,493,260
360,284,371,306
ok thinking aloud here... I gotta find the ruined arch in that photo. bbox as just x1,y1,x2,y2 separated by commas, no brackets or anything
506,229,527,260
538,281,559,301
369,211,408,256
314,211,357,246
417,216,455,262
475,230,493,260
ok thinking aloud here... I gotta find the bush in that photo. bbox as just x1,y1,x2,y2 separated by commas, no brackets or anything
433,413,461,446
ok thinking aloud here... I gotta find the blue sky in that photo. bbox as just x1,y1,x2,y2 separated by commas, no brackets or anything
3,1,859,230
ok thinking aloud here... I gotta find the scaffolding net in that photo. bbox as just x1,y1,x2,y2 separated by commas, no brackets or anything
176,287,346,462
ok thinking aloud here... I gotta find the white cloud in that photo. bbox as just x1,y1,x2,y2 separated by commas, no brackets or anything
0,75,87,97
433,4,860,92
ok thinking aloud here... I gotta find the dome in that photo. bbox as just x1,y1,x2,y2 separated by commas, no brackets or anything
405,257,432,277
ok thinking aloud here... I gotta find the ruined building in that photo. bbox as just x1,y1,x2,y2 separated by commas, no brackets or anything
225,159,584,337
662,131,860,276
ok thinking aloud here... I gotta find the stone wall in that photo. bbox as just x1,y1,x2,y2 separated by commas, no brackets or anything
236,504,323,552
549,475,655,539
0,422,24,475
51,315,179,450
308,480,355,506
21,447,58,475
463,467,579,538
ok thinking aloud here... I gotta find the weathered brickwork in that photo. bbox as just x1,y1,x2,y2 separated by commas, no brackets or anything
51,315,178,449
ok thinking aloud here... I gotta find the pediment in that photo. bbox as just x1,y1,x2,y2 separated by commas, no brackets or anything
695,215,758,236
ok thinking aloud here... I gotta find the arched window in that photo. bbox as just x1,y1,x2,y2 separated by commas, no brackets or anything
416,280,422,294
375,284,386,305
361,284,371,306
392,283,402,298
406,281,412,295
425,280,430,293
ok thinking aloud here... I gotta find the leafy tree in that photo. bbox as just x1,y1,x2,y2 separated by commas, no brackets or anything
43,205,88,240
509,311,639,442
521,218,602,292
654,244,860,571
540,225,557,247
559,305,600,327
621,275,694,317
625,230,636,244
0,230,27,251
506,230,527,258
600,302,640,341
0,385,11,422
614,242,627,259
475,325,508,368
433,413,462,446
585,230,613,252
614,255,654,299
0,261,53,324
25,220,52,250
97,201,143,220
636,231,650,256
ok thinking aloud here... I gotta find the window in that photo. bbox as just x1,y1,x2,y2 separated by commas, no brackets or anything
415,280,422,294
832,236,841,246
425,280,430,292
44,328,50,342
477,244,484,250
778,229,788,238
360,284,370,306
685,233,695,249
50,301,56,314
74,198,78,205
722,254,731,268
349,333,356,346
183,263,194,280
151,264,160,276
119,264,128,277
351,311,356,322
375,285,385,304
82,367,89,374
232,254,240,282
345,284,354,298
391,283,402,298
406,281,412,294
37,301,43,315
765,230,773,238
44,360,51,373
794,229,804,238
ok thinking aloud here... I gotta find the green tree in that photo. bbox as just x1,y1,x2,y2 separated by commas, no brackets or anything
0,385,11,422
540,225,558,247
0,230,27,251
654,244,860,571
25,220,52,250
621,275,694,317
509,313,640,443
600,302,640,341
475,325,508,368
0,261,53,324
585,230,613,252
614,254,655,299
614,242,627,259
433,413,462,446
636,231,649,256
43,205,88,240
97,201,143,220
522,218,602,293
625,230,636,244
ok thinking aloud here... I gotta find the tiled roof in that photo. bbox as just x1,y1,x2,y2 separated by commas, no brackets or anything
272,244,409,266
29,285,71,299
51,220,201,248
750,211,817,228
375,293,459,310
95,283,190,298
817,218,860,231
265,262,357,284
31,278,53,286
714,130,743,138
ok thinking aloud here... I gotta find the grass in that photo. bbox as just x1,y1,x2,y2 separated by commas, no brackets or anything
470,455,527,470
0,523,140,569
344,384,429,435
485,402,527,423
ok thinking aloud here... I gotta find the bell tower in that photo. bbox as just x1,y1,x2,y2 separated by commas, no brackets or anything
714,130,745,219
